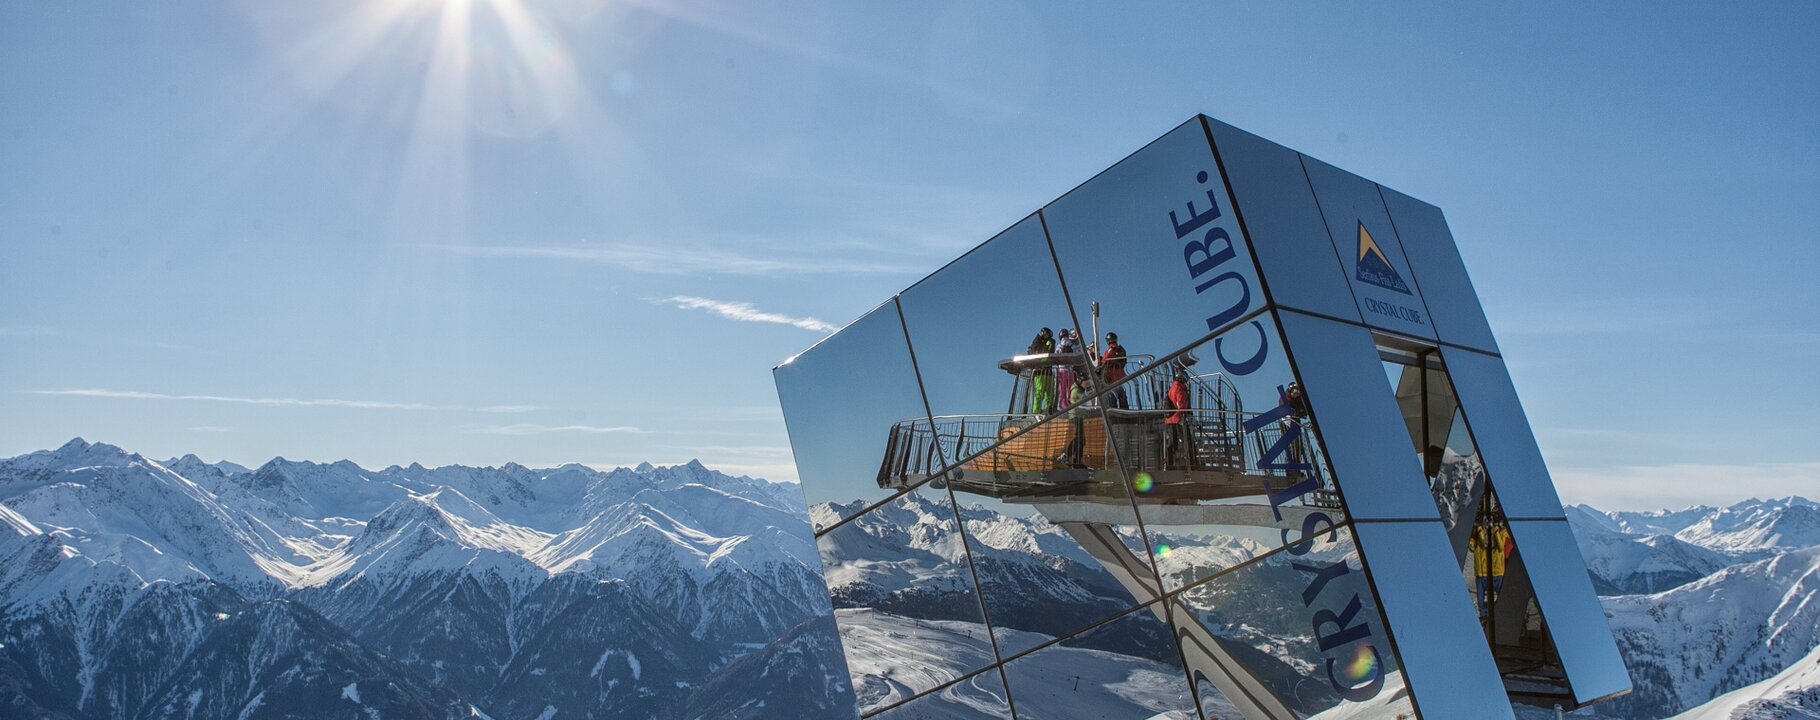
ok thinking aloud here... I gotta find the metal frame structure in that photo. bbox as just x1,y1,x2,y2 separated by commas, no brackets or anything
776,116,1629,719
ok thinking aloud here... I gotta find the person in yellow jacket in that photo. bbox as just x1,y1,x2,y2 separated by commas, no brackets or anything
1470,522,1512,616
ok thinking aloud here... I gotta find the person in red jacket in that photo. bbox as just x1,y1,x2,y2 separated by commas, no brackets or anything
1162,370,1195,470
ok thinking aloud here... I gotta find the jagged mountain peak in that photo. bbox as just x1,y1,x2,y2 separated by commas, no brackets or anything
4,437,142,473
0,456,297,590
345,487,550,557
1725,496,1816,511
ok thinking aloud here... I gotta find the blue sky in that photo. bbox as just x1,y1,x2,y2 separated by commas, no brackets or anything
1,1,1814,510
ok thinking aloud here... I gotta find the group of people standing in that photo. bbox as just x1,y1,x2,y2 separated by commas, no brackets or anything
1023,327,1128,416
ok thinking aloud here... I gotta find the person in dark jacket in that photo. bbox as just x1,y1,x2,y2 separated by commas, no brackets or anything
1027,328,1055,414
1100,332,1128,410
1281,382,1311,466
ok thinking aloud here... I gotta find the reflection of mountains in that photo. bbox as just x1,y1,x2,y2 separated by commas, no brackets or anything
816,493,1372,689
1432,448,1487,534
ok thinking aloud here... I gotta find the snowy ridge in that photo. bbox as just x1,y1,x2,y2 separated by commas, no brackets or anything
0,439,833,720
0,440,305,590
1669,641,1820,719
7,437,1817,719
1574,496,1820,558
1596,546,1820,718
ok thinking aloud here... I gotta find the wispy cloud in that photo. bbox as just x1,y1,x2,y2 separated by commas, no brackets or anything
425,243,907,276
476,405,543,414
30,388,538,413
650,296,837,333
1554,461,1820,511
460,423,645,435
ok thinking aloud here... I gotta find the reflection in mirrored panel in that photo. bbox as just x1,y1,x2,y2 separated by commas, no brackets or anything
888,207,1183,654
1377,348,1615,709
1203,118,1362,324
1044,118,1269,361
779,114,1628,720
777,299,941,533
899,213,1081,434
1376,349,1489,559
1100,321,1349,595
1505,520,1632,705
817,484,998,714
946,410,1157,658
1436,347,1567,520
1352,520,1515,720
1274,311,1443,521
1000,601,1199,720
866,667,1012,720
1301,156,1437,342
1168,525,1416,719
1378,186,1498,354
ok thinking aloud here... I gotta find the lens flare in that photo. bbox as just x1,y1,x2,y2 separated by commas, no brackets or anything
1336,642,1379,685
1132,472,1154,493
1154,543,1172,557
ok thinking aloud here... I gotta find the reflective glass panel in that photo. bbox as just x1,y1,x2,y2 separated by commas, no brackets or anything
1351,520,1515,720
777,299,940,533
818,483,999,713
1436,347,1567,520
1099,320,1350,594
1000,601,1200,720
1043,118,1270,361
1274,311,1444,520
1505,520,1631,704
898,213,1081,444
1378,186,1499,354
896,215,1180,656
1204,118,1361,323
1301,156,1436,341
866,667,1012,720
1168,525,1417,719
1378,353,1490,559
949,457,1161,659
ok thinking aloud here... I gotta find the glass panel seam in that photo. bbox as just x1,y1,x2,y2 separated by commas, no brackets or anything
1199,115,1293,325
1292,152,1371,324
1368,182,1441,333
810,297,946,540
1039,206,1169,588
937,465,1015,709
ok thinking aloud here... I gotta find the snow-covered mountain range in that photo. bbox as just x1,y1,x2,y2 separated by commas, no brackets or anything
0,439,848,719
3,438,1814,719
1561,497,1820,719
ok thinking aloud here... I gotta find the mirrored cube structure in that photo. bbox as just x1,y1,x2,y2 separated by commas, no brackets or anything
776,116,1629,720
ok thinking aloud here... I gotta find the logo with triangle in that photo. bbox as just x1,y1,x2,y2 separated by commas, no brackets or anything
1354,223,1411,295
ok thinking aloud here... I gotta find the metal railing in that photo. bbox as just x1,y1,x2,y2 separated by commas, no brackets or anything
876,403,1337,507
